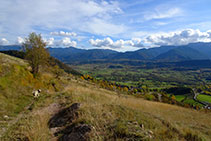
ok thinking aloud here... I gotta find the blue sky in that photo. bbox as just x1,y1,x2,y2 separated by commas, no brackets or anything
1,0,211,51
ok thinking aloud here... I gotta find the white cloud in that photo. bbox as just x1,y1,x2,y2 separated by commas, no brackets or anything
90,29,211,49
144,8,182,20
145,29,211,46
0,38,9,45
0,0,124,39
17,37,25,44
44,37,77,47
45,38,54,46
50,31,77,36
89,37,114,47
89,37,143,49
60,37,77,47
131,38,144,47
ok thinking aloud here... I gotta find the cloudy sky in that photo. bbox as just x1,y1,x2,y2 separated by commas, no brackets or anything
1,0,211,51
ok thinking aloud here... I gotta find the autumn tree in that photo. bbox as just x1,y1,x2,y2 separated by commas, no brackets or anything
123,87,129,92
23,32,49,76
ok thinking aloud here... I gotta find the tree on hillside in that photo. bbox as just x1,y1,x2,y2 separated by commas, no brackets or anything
23,32,49,76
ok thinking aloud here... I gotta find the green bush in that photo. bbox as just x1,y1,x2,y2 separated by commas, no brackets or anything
144,94,155,101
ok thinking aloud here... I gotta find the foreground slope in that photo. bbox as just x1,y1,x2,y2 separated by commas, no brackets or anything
0,53,211,140
0,52,65,137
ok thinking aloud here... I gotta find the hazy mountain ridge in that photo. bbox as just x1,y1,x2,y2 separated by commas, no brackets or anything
154,46,209,61
1,42,211,63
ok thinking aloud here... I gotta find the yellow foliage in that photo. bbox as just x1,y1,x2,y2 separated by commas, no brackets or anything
123,87,128,92
81,76,85,80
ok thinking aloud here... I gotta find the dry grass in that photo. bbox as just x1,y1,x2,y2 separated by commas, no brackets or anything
2,77,211,140
0,53,26,66
0,53,211,140
63,80,211,140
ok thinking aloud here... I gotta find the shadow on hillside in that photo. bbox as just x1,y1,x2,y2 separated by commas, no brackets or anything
48,103,91,141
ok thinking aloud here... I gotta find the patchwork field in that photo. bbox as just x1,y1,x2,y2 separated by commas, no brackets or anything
197,94,211,103
72,63,211,88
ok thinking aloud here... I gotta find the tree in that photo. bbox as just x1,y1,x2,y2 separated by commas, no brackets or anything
23,32,49,76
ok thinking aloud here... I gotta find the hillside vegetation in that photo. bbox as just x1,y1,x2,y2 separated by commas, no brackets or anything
0,53,211,140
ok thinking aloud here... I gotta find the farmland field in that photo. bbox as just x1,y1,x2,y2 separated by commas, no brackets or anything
197,94,211,103
175,95,186,102
72,63,211,88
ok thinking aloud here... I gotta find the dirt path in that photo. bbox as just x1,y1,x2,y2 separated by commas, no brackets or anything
0,83,70,138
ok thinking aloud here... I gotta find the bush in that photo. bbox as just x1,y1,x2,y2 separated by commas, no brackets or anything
144,94,155,101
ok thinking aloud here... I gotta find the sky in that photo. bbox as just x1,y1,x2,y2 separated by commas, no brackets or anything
1,0,211,52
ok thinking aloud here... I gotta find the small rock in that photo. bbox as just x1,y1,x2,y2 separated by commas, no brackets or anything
148,130,153,135
50,127,62,134
140,124,144,129
148,135,153,138
3,115,9,119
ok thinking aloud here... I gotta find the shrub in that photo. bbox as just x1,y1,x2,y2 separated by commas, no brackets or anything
144,94,155,101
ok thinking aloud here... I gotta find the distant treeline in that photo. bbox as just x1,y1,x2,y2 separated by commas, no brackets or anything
70,59,211,69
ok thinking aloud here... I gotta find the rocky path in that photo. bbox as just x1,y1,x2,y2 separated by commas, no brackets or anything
48,103,92,141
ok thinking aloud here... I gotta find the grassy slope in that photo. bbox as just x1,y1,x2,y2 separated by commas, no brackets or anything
0,53,211,140
0,53,63,137
64,81,211,140
0,53,33,119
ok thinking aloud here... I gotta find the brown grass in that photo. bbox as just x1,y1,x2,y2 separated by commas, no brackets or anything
63,80,211,140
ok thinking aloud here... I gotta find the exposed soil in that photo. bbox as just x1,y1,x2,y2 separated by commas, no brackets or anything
48,103,92,141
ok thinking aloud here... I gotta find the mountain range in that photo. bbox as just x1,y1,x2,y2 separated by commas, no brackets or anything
1,42,211,63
